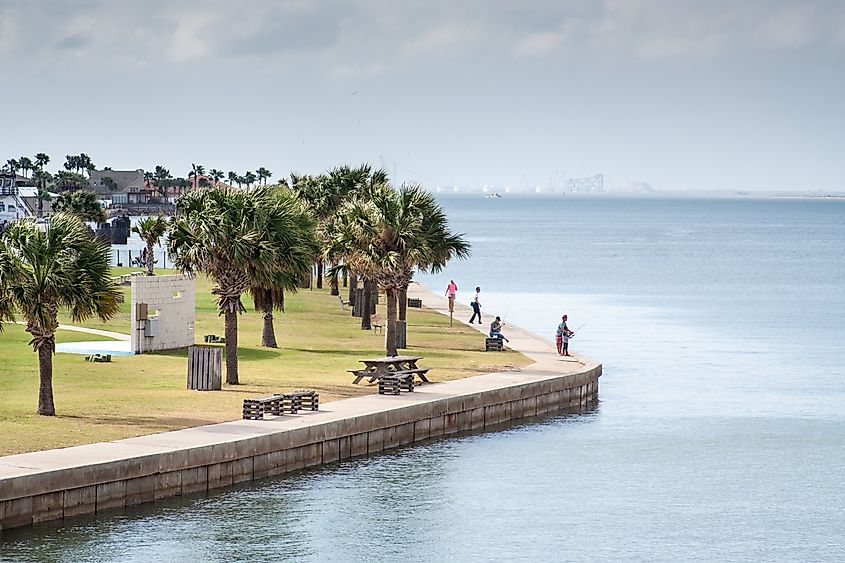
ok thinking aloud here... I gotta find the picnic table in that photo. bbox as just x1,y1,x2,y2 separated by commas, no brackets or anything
349,355,430,385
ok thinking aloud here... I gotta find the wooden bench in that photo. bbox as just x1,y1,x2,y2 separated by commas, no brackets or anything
378,373,414,395
85,353,112,363
348,369,373,385
485,337,504,351
243,395,284,420
395,367,430,384
407,297,422,308
281,390,319,413
203,334,225,343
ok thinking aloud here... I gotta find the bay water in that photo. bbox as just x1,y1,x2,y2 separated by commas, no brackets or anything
2,195,843,562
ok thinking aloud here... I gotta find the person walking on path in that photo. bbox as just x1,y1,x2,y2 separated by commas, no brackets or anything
469,286,482,324
445,279,458,312
556,314,574,356
489,316,509,342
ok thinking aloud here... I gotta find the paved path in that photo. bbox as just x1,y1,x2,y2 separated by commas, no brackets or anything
407,282,590,368
14,321,130,341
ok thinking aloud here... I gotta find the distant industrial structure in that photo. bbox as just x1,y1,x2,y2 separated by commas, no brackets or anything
565,174,605,193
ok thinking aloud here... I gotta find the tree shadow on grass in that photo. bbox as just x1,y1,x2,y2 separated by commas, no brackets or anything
148,347,281,361
57,414,218,429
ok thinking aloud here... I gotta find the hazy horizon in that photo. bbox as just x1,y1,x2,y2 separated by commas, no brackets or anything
1,0,843,192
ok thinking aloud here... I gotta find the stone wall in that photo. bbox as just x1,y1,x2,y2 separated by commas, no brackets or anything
0,365,600,530
130,275,195,353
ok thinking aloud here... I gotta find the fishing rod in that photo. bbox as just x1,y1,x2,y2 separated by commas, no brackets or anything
570,315,598,335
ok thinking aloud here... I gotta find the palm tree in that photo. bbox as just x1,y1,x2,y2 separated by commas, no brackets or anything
53,190,106,223
256,167,272,185
54,171,89,192
79,153,95,176
325,183,469,355
6,159,19,177
34,153,50,171
0,214,122,415
189,163,206,191
227,171,238,187
31,170,52,218
18,157,33,179
153,166,172,199
243,171,257,188
132,216,169,275
168,185,318,383
209,169,224,184
249,194,317,348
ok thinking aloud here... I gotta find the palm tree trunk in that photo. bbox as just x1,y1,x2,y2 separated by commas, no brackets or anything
261,297,278,348
146,241,155,276
316,261,324,289
348,272,358,307
37,344,55,416
399,287,408,321
386,288,398,356
360,278,373,330
224,310,239,384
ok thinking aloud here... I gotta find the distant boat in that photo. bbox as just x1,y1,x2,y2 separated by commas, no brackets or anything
485,193,502,198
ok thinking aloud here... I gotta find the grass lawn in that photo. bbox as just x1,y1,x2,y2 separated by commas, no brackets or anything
0,268,531,456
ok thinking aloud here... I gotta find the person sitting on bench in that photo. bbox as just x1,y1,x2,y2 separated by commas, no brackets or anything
489,316,509,343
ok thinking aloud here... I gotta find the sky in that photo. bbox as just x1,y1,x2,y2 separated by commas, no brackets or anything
1,0,844,192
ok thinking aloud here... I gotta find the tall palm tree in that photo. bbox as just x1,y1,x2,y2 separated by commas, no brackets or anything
243,171,257,188
18,157,33,179
209,169,224,184
34,153,50,171
53,190,106,223
0,214,122,415
132,216,169,275
249,194,317,348
6,159,19,177
153,166,172,199
79,153,95,177
227,171,238,187
256,167,272,185
63,155,77,173
31,170,52,218
168,185,317,383
188,163,206,191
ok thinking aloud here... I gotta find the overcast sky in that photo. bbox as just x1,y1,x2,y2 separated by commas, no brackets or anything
2,0,843,192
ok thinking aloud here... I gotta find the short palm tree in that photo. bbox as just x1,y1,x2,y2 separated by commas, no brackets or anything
168,185,318,383
132,216,169,275
0,214,122,415
53,190,106,223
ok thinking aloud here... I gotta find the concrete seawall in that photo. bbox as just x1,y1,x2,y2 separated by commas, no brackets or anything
0,283,601,530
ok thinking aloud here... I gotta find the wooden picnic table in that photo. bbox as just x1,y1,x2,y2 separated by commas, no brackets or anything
349,355,430,385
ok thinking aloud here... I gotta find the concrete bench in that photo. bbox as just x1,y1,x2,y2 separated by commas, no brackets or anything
243,395,283,420
407,297,422,308
203,334,225,344
485,338,504,351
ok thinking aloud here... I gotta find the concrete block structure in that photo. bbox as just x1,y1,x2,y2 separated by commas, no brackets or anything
130,275,195,353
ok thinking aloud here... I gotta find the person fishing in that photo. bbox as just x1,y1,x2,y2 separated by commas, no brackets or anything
556,314,574,356
489,316,509,343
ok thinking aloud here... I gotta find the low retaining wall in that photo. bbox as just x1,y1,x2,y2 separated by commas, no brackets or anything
0,365,600,530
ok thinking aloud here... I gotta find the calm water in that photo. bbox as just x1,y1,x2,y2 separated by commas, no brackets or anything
3,195,844,562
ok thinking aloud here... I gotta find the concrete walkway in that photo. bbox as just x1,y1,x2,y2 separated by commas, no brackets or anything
14,321,130,341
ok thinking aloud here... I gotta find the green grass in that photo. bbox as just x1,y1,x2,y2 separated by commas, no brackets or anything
0,269,531,456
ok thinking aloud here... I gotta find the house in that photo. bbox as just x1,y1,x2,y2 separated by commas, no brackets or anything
89,169,155,205
0,172,35,224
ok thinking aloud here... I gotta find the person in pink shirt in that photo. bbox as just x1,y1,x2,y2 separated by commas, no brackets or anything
445,279,458,312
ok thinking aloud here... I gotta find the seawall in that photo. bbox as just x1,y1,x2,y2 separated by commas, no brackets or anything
0,283,601,530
